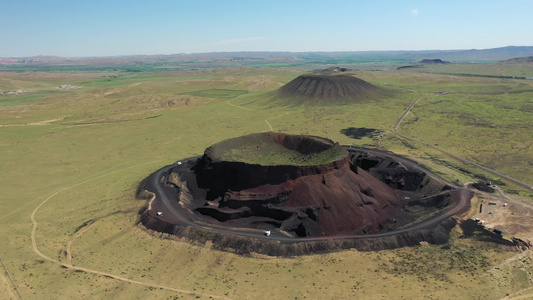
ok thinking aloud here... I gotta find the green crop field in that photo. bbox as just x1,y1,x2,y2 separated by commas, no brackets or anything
1,64,532,299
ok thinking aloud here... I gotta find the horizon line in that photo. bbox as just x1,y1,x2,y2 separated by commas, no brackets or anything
1,45,532,60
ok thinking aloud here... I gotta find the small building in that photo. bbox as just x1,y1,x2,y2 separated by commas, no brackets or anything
488,201,497,205
493,228,503,235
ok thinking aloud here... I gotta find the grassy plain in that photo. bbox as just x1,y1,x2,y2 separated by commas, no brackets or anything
412,59,533,78
1,65,532,299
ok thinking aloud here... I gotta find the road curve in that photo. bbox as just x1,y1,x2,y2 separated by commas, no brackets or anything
393,92,533,191
29,162,233,300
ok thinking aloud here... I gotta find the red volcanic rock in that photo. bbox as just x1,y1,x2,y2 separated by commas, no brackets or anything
226,163,399,236
189,132,400,237
138,137,471,254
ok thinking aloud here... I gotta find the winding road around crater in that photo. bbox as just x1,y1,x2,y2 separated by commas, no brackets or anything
143,147,473,243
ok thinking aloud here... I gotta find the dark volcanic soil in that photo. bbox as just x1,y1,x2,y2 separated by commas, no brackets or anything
186,132,400,237
138,133,473,254
277,74,382,104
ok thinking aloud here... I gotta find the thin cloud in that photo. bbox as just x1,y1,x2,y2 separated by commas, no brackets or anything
411,9,419,17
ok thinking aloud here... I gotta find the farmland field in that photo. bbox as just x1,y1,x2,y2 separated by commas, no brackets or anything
1,64,533,299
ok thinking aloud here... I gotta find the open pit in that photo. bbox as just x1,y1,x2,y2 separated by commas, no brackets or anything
138,133,472,255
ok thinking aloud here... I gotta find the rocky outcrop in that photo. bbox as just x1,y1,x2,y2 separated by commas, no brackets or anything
194,156,350,199
195,162,399,236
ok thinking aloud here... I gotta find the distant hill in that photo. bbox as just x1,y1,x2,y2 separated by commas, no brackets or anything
3,46,533,63
392,46,533,62
2,46,533,71
501,56,533,63
396,58,450,70
277,74,382,105
397,55,533,78
313,66,353,75
420,59,449,64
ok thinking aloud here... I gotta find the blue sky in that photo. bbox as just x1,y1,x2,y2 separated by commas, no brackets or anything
1,0,532,57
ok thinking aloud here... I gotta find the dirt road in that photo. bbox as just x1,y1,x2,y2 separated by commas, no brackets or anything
144,147,472,243
393,92,533,191
29,163,233,300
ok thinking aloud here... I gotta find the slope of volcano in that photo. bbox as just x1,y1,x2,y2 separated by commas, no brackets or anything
277,74,382,105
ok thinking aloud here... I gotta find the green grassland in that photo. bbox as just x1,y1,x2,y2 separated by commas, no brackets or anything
183,89,249,98
376,71,533,196
407,60,533,78
208,133,347,166
1,65,532,299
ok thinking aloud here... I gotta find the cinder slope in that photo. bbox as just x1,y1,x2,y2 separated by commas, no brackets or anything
277,74,382,105
191,132,400,237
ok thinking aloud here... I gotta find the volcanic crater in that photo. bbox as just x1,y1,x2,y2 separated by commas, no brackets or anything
138,132,472,254
192,132,399,237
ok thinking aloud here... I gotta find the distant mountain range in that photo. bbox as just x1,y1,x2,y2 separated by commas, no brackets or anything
389,46,533,61
1,46,532,69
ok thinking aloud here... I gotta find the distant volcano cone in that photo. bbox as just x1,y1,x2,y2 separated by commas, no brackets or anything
278,74,381,104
